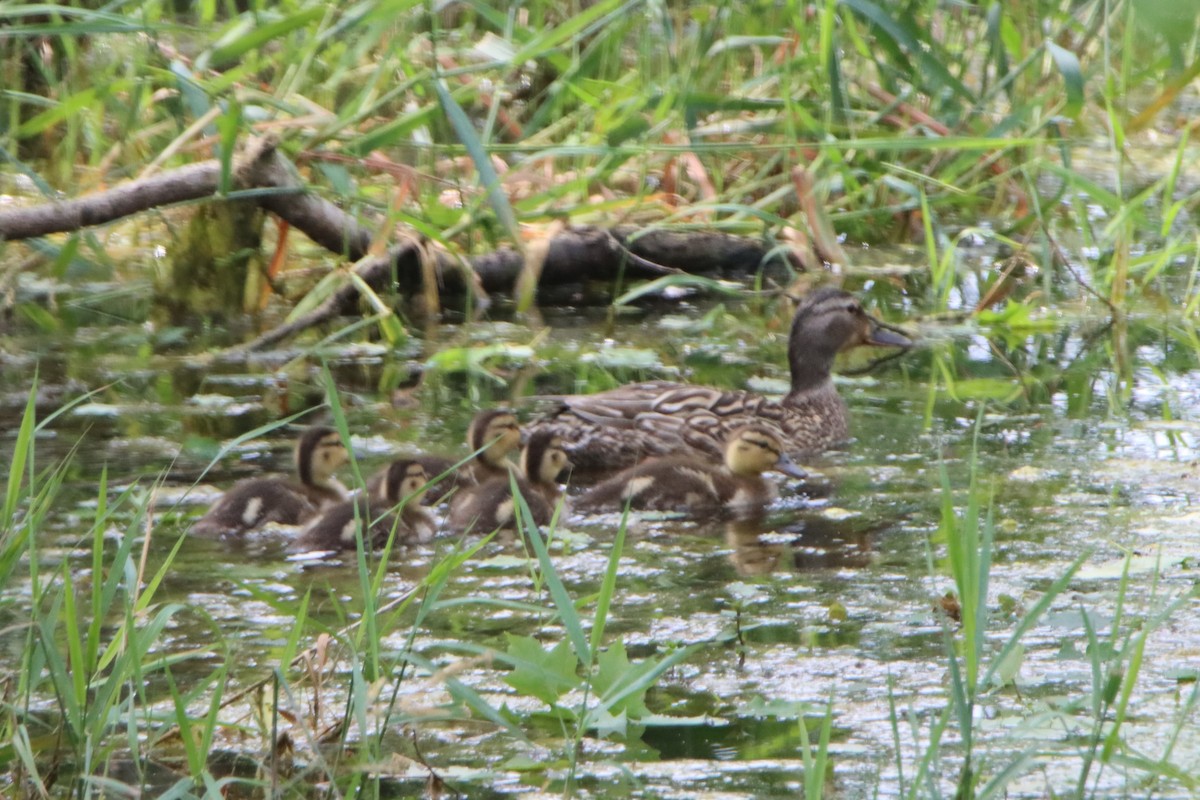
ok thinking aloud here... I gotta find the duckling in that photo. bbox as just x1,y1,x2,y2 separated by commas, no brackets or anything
367,409,523,504
575,424,805,513
447,430,571,532
531,288,911,472
191,426,349,537
296,459,436,551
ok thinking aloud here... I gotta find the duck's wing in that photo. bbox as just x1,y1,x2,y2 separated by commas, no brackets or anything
537,383,768,472
556,381,691,420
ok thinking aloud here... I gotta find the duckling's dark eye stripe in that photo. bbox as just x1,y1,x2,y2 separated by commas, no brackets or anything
743,435,779,454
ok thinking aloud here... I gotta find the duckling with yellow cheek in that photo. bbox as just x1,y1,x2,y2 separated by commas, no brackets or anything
297,459,436,551
575,424,805,513
191,426,349,537
447,430,571,532
368,409,523,504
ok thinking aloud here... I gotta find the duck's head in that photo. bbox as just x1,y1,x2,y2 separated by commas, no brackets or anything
296,426,350,486
468,409,523,465
382,459,430,506
520,430,572,485
791,288,911,354
724,425,807,479
787,289,911,390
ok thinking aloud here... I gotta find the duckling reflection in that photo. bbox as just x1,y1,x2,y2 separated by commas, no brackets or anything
724,512,877,576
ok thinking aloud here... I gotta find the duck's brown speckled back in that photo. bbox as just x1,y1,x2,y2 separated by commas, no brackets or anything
531,289,910,474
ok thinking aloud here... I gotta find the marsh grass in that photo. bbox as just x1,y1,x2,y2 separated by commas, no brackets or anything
799,691,834,799
1,382,197,796
0,369,709,796
5,1,1197,331
499,484,703,795
911,411,1200,799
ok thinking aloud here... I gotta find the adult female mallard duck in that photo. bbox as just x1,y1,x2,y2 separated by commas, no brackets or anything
191,426,349,536
447,430,571,532
296,459,436,551
532,288,911,472
368,409,523,504
575,424,805,513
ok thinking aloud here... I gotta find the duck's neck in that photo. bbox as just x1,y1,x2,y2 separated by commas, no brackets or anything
786,319,839,396
474,453,516,481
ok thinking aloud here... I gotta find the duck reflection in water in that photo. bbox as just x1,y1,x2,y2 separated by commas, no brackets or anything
724,511,878,576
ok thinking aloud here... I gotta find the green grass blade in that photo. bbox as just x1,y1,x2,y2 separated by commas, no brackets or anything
590,506,628,653
3,377,37,532
1046,41,1084,118
511,0,627,63
840,0,973,101
511,476,590,664
207,6,325,67
433,78,520,243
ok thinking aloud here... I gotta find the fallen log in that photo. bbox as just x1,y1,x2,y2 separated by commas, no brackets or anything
0,137,796,347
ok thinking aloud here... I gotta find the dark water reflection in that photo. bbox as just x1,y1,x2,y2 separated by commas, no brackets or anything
4,283,1200,796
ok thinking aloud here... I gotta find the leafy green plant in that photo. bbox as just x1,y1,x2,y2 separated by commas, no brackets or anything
800,692,834,798
929,411,1087,799
505,491,697,756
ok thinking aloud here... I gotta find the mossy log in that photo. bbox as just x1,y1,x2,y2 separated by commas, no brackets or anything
154,199,265,322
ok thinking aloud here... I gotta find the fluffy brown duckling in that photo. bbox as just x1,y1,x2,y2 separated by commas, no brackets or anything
574,424,805,513
532,288,912,472
295,459,436,551
368,409,523,504
191,426,349,537
447,430,571,532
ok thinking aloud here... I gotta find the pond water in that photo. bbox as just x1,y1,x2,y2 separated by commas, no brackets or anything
3,261,1200,798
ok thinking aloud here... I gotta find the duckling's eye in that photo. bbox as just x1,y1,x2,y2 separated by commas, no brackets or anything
743,436,777,454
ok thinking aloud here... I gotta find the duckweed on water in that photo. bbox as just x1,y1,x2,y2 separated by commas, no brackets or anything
4,296,1200,796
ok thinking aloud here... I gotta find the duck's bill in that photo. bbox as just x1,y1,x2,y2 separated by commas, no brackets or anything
775,453,808,480
867,320,913,348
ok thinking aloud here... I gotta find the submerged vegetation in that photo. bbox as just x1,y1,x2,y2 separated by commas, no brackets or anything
2,0,1200,797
